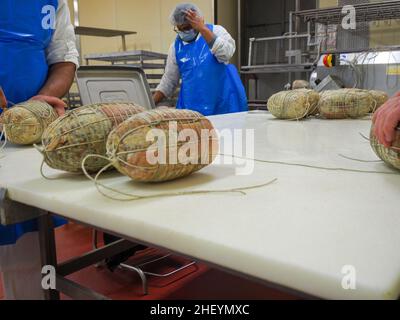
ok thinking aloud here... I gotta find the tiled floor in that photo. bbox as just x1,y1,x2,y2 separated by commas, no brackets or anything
0,223,298,300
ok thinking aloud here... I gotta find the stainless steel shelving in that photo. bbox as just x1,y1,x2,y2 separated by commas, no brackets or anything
84,50,167,65
84,50,168,91
241,63,315,74
293,0,400,55
293,0,400,24
75,26,137,51
240,0,400,110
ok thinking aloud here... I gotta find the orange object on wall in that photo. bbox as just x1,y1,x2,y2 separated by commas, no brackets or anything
323,54,336,68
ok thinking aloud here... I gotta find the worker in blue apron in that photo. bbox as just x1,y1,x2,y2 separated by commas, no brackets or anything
153,3,248,116
0,0,79,299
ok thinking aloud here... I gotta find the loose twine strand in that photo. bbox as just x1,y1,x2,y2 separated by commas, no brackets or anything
79,149,399,203
338,154,383,163
359,131,400,152
34,144,83,181
219,154,400,176
0,129,6,161
226,128,398,173
34,144,60,181
80,154,278,202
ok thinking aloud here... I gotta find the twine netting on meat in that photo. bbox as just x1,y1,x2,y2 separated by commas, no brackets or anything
37,102,145,174
105,109,220,182
0,100,58,145
368,90,389,113
318,89,373,119
370,124,400,170
81,108,278,201
0,100,13,160
292,80,311,90
267,89,320,120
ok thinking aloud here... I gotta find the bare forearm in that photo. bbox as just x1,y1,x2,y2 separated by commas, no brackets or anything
39,62,76,98
153,91,166,105
186,9,216,45
199,26,216,45
0,86,7,109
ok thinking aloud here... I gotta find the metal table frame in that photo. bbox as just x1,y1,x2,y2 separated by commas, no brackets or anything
0,187,317,301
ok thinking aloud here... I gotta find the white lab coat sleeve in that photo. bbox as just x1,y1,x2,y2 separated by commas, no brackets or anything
210,25,236,64
45,0,80,68
156,44,180,98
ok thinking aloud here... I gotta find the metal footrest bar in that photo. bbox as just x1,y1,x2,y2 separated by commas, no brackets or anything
120,253,197,296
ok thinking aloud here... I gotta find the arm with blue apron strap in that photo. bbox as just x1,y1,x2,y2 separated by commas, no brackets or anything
0,0,78,300
0,0,71,246
0,86,7,109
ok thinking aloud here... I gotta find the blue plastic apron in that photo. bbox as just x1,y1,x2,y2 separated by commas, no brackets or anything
0,0,66,246
175,24,248,116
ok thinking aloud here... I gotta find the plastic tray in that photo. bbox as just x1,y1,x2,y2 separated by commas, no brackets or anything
76,66,155,110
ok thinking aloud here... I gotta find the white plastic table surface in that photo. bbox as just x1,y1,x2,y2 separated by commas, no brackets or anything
1,112,399,300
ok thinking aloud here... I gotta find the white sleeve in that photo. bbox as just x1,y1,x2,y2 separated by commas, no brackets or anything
156,44,180,98
45,0,79,68
210,25,236,64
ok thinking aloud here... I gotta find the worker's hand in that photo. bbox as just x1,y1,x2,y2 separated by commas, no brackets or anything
185,9,206,32
373,95,400,147
0,87,7,110
30,95,66,117
153,91,166,105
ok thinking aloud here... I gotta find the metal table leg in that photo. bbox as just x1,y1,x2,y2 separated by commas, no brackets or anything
38,211,60,300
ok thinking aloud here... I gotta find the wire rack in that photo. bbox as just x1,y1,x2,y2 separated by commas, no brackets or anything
293,0,400,54
242,33,320,74
250,34,313,65
296,1,400,24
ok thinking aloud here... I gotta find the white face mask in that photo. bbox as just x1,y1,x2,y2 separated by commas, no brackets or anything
178,29,198,42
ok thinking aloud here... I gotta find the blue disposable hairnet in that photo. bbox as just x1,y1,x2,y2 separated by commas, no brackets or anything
170,3,203,26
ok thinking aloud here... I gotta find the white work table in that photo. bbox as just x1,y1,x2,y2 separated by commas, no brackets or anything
1,112,399,300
